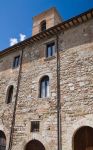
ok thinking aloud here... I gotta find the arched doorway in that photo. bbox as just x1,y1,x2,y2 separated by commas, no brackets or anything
25,139,45,150
0,130,6,150
74,126,93,150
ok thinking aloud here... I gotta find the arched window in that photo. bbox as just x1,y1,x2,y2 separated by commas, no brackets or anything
40,76,49,98
0,131,6,150
6,85,14,104
40,20,46,32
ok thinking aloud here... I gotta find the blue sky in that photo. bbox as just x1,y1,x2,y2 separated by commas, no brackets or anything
0,0,93,51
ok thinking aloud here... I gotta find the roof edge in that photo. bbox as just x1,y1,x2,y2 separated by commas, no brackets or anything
0,8,93,57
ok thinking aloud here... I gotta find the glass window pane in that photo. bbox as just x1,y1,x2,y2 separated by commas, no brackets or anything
46,43,55,57
46,80,49,97
41,81,45,98
40,76,49,98
48,47,51,57
13,55,20,68
52,44,55,56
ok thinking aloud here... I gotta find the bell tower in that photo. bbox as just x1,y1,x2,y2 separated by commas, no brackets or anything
32,7,62,36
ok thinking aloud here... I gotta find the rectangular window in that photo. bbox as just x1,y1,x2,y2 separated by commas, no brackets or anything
31,121,40,132
46,42,55,58
13,55,20,68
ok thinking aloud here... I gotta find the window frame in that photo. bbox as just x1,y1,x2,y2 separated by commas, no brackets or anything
40,20,46,32
6,85,14,104
31,121,40,132
46,42,55,58
13,55,20,69
40,76,49,98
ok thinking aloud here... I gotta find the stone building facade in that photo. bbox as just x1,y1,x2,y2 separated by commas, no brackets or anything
0,7,93,150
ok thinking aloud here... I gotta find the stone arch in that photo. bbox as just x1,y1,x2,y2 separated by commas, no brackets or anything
25,139,45,150
23,134,52,150
72,117,93,149
66,116,93,150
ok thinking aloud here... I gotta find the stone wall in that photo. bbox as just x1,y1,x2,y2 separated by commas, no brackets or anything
0,17,93,150
0,49,21,149
59,19,93,150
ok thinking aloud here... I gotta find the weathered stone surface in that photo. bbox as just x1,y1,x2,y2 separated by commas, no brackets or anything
0,8,93,150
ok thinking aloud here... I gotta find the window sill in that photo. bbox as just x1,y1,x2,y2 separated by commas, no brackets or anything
44,55,56,61
12,65,19,69
11,66,20,72
38,97,51,101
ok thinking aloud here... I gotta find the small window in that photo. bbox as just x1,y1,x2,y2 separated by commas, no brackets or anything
31,121,40,132
13,55,20,68
46,42,55,58
40,76,49,98
6,85,13,104
41,20,46,32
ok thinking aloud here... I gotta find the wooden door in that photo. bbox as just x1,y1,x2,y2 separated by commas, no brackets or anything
25,140,45,150
86,147,93,150
74,126,93,150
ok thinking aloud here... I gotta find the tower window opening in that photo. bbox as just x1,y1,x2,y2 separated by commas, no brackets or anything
40,20,46,32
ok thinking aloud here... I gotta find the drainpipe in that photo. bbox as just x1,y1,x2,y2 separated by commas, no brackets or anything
8,47,24,150
56,34,62,150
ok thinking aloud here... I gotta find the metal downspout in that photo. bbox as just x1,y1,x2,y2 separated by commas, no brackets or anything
56,34,62,150
8,48,24,150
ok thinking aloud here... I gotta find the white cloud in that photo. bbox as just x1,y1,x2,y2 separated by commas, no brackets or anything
19,33,26,41
9,33,26,46
10,38,18,46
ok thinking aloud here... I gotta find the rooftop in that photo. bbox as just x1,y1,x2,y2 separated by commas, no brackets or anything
0,8,93,57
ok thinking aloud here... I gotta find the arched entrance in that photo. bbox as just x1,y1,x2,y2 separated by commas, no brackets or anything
25,139,45,150
74,126,93,150
0,130,6,150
